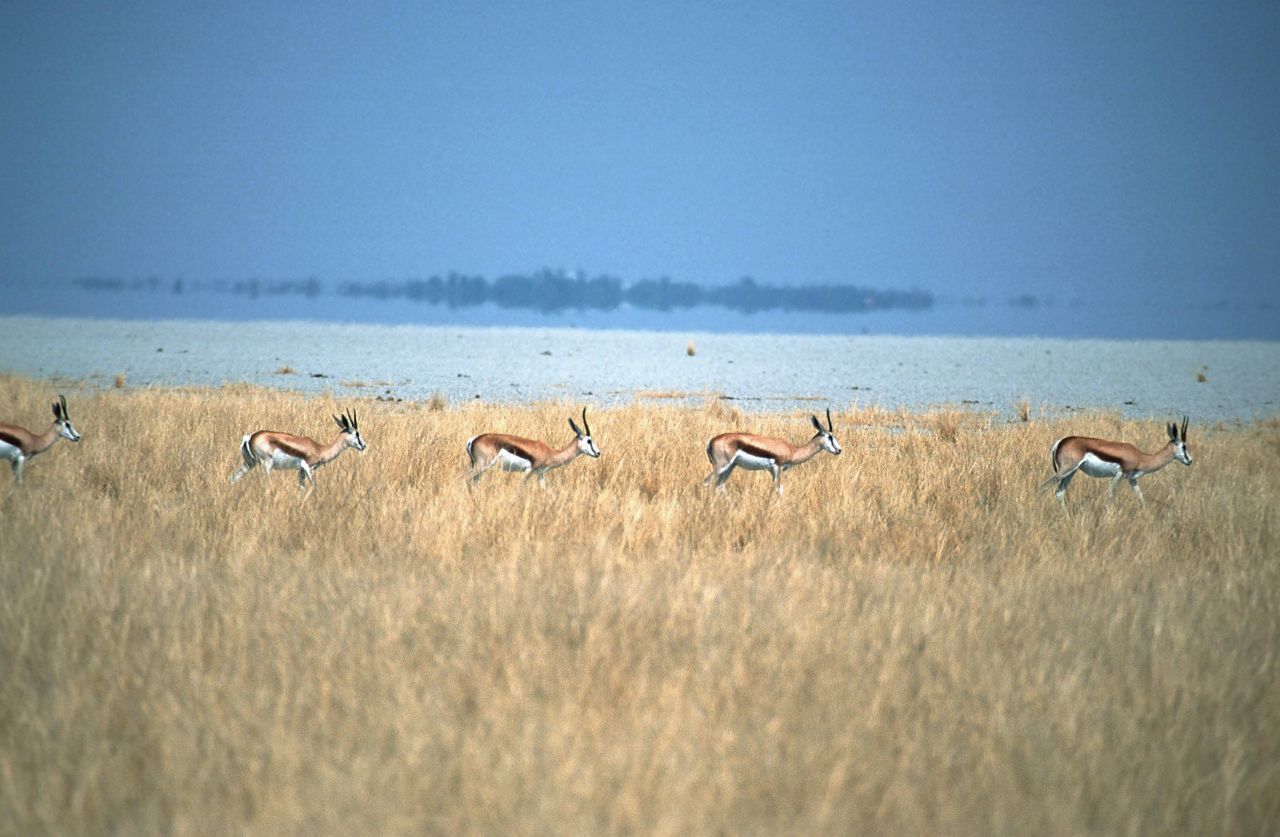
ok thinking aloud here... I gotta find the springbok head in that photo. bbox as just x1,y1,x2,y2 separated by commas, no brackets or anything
568,406,601,458
1166,415,1192,466
334,408,367,452
809,408,841,456
52,395,81,443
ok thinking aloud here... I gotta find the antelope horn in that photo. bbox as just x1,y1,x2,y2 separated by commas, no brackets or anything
1181,415,1188,441
826,407,834,431
582,406,591,437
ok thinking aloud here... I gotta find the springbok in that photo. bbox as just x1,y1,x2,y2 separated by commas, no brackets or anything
704,408,841,494
1043,416,1192,504
467,406,600,486
1,395,82,485
229,409,367,494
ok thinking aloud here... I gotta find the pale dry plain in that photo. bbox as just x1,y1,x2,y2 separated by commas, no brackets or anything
1,375,1278,834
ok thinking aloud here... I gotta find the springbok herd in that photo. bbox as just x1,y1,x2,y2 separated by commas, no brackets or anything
3,395,1193,502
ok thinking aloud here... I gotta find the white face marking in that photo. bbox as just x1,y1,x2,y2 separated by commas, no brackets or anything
347,430,367,452
732,451,777,471
59,420,81,442
1078,452,1123,479
824,433,841,455
580,435,600,458
1175,441,1192,465
496,449,532,472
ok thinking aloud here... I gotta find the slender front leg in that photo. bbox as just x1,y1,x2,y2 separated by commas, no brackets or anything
771,463,783,495
298,463,316,495
11,457,23,485
1128,476,1145,505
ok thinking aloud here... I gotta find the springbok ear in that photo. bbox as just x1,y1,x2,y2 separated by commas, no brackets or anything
810,415,824,433
334,414,348,431
568,418,582,438
1167,422,1176,440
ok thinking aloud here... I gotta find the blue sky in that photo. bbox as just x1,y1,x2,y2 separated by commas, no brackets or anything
3,2,1278,317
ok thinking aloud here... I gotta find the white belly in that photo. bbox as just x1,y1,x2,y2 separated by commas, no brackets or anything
1079,453,1122,478
733,451,777,471
0,441,20,461
270,451,306,470
496,449,532,472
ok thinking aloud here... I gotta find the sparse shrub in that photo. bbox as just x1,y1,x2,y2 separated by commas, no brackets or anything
1014,397,1031,422
426,391,447,411
931,409,964,443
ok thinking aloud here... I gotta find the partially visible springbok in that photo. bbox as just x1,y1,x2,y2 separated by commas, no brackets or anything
467,406,600,487
230,409,367,494
704,408,841,495
1,395,82,485
1043,416,1192,504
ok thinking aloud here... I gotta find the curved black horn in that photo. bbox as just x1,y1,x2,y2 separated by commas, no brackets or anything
582,406,591,437
1181,415,1188,441
826,407,834,431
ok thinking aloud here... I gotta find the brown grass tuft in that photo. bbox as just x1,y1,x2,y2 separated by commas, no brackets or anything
0,374,1276,834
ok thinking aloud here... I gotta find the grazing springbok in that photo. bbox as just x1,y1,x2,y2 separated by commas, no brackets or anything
229,409,367,494
1043,416,1192,504
467,406,600,486
704,408,841,495
1,395,82,485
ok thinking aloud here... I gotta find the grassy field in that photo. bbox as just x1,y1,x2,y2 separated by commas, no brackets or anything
1,375,1277,834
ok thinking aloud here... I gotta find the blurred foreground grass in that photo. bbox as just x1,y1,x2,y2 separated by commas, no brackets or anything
1,376,1277,834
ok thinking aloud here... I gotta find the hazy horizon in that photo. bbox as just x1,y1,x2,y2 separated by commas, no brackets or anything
4,4,1278,339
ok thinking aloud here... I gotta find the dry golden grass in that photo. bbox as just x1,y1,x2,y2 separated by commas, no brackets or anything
1,374,1278,834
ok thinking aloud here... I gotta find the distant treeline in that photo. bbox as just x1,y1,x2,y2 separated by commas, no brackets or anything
73,270,933,315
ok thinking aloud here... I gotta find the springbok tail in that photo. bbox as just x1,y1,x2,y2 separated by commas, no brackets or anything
240,435,255,468
465,435,479,466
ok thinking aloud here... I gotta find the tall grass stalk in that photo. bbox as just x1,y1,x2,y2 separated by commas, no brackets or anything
1,376,1277,834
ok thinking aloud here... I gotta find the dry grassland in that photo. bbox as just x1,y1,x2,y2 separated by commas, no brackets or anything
1,375,1278,834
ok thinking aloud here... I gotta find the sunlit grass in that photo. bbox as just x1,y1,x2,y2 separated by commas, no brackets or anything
1,375,1277,834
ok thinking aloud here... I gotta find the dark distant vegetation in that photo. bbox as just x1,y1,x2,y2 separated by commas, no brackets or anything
73,270,933,315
